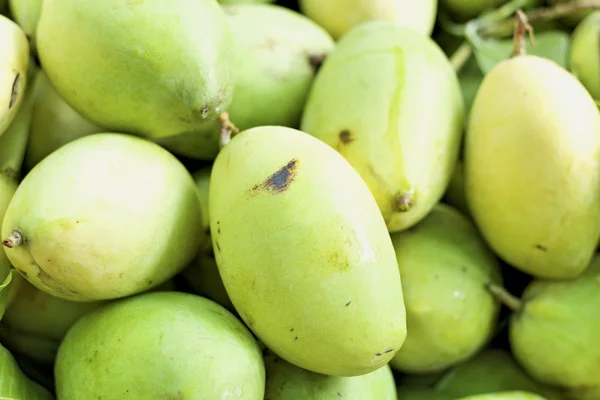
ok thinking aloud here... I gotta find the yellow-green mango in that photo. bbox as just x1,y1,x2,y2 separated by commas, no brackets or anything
0,343,53,399
301,21,464,233
298,0,437,40
570,11,600,100
8,0,41,41
24,70,103,172
508,253,600,395
55,291,265,399
36,0,234,140
0,174,21,306
439,0,507,21
465,55,600,279
2,133,205,302
458,393,547,400
155,3,335,160
0,14,29,137
435,348,563,400
389,204,502,373
209,126,406,376
264,350,397,399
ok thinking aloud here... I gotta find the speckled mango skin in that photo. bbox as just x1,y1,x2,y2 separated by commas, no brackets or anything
301,21,464,233
36,0,234,140
464,55,600,279
209,126,406,377
2,133,205,302
55,291,265,400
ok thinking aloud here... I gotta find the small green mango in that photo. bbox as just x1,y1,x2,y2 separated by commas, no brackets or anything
55,291,265,399
457,392,547,400
0,174,21,307
8,0,41,40
397,387,453,400
155,3,335,160
209,126,406,376
298,0,437,39
570,11,600,100
508,253,600,394
264,350,397,399
0,343,53,399
439,0,507,21
24,70,103,172
301,21,464,233
36,0,234,140
435,348,563,400
2,133,205,302
465,55,600,279
389,204,502,373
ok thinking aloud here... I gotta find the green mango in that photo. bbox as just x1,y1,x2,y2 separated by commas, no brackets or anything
0,343,54,399
209,126,406,376
36,0,234,141
458,393,547,400
24,70,103,172
507,253,600,395
55,291,265,399
0,14,29,137
0,174,20,306
570,11,600,100
464,55,600,279
396,371,448,388
439,0,507,21
301,21,464,233
435,348,563,400
388,204,501,373
397,387,453,400
459,55,485,120
0,279,105,364
443,160,470,218
298,0,437,40
8,0,41,41
2,133,205,302
264,350,397,399
155,3,335,160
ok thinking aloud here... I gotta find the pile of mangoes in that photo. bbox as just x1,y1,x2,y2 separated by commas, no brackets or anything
0,0,599,399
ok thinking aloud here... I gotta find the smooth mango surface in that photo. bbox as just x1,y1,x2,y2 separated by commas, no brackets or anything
465,55,600,278
301,21,464,232
570,11,600,100
209,126,406,376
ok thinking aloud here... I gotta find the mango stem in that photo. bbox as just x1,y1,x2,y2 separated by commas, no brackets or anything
2,230,23,248
393,191,415,213
486,283,523,312
218,112,239,149
511,9,535,57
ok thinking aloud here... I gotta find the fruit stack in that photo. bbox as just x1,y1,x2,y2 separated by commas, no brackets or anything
0,0,598,399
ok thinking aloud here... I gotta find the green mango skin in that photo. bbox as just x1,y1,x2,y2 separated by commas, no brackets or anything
0,174,21,306
0,343,54,399
301,21,464,233
36,0,234,140
435,348,563,400
264,351,398,399
570,11,600,100
155,3,335,160
8,0,41,39
389,204,502,373
55,291,265,400
464,55,600,279
0,279,105,364
443,160,470,218
439,0,507,21
509,253,600,393
24,70,103,172
397,387,453,400
209,126,407,377
2,133,205,302
458,392,547,400
298,0,437,40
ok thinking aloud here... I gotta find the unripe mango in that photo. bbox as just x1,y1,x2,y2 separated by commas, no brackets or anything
8,0,41,40
570,11,600,100
0,342,53,399
465,55,600,279
440,0,507,21
209,126,406,376
298,0,437,39
301,21,464,232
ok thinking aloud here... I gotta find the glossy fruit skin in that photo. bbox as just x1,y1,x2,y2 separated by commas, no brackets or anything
301,21,464,233
55,291,265,400
570,11,600,100
465,55,600,279
299,0,437,40
389,204,502,373
36,0,234,140
509,254,600,394
2,133,205,302
209,126,406,377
